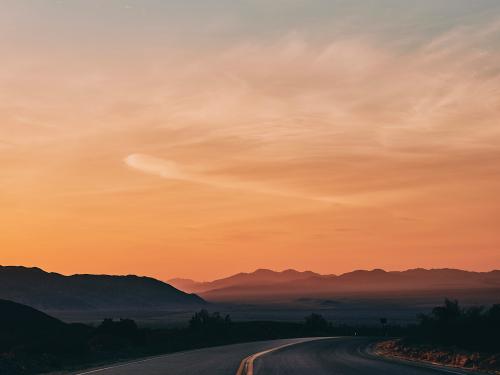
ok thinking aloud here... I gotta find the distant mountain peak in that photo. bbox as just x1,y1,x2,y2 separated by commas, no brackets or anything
253,268,275,274
168,268,322,294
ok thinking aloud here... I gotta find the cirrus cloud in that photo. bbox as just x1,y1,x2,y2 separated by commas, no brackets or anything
124,153,346,204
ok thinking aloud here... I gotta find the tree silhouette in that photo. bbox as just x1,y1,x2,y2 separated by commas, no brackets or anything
304,313,328,334
416,299,500,351
189,310,231,332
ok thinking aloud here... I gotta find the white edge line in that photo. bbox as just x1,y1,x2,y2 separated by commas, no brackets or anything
75,356,166,375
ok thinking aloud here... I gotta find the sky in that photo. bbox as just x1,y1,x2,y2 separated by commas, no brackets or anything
1,0,500,281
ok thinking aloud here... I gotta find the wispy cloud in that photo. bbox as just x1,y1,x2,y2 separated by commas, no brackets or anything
124,153,345,204
116,23,500,204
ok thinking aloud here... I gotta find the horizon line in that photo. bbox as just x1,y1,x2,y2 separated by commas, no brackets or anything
2,264,499,284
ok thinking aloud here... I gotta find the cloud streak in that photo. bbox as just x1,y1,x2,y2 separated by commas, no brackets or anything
124,153,344,204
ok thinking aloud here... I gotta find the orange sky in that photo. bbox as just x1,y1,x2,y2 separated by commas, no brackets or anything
1,1,500,280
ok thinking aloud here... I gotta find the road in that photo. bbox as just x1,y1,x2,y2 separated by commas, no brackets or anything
73,337,483,375
73,338,311,375
253,337,482,375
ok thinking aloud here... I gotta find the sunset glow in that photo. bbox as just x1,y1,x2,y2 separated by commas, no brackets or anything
2,1,500,280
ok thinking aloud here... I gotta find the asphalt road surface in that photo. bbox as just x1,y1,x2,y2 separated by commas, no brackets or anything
73,337,483,375
73,338,311,375
254,337,482,375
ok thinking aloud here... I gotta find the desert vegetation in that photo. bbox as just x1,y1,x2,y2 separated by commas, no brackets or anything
377,299,500,371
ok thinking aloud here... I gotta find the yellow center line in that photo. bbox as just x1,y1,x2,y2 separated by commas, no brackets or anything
235,337,336,375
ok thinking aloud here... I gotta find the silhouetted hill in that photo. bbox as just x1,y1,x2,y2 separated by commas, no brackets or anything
0,266,206,313
0,299,65,335
0,298,92,373
169,268,322,293
171,268,500,302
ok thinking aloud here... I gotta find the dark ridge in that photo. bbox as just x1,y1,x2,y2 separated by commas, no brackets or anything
0,266,206,312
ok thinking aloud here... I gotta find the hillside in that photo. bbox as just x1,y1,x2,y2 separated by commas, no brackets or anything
0,266,206,313
169,268,322,293
170,268,500,302
0,298,66,336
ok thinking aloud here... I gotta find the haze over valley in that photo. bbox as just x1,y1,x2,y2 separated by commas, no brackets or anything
2,265,498,326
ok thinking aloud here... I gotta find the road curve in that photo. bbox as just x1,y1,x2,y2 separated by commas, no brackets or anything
72,338,311,375
253,337,484,375
72,337,486,375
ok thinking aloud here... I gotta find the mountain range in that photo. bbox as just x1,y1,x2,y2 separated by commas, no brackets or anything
3,265,499,317
0,266,206,313
169,268,500,302
169,268,321,293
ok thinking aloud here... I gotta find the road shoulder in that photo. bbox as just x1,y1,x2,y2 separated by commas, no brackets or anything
367,340,496,375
